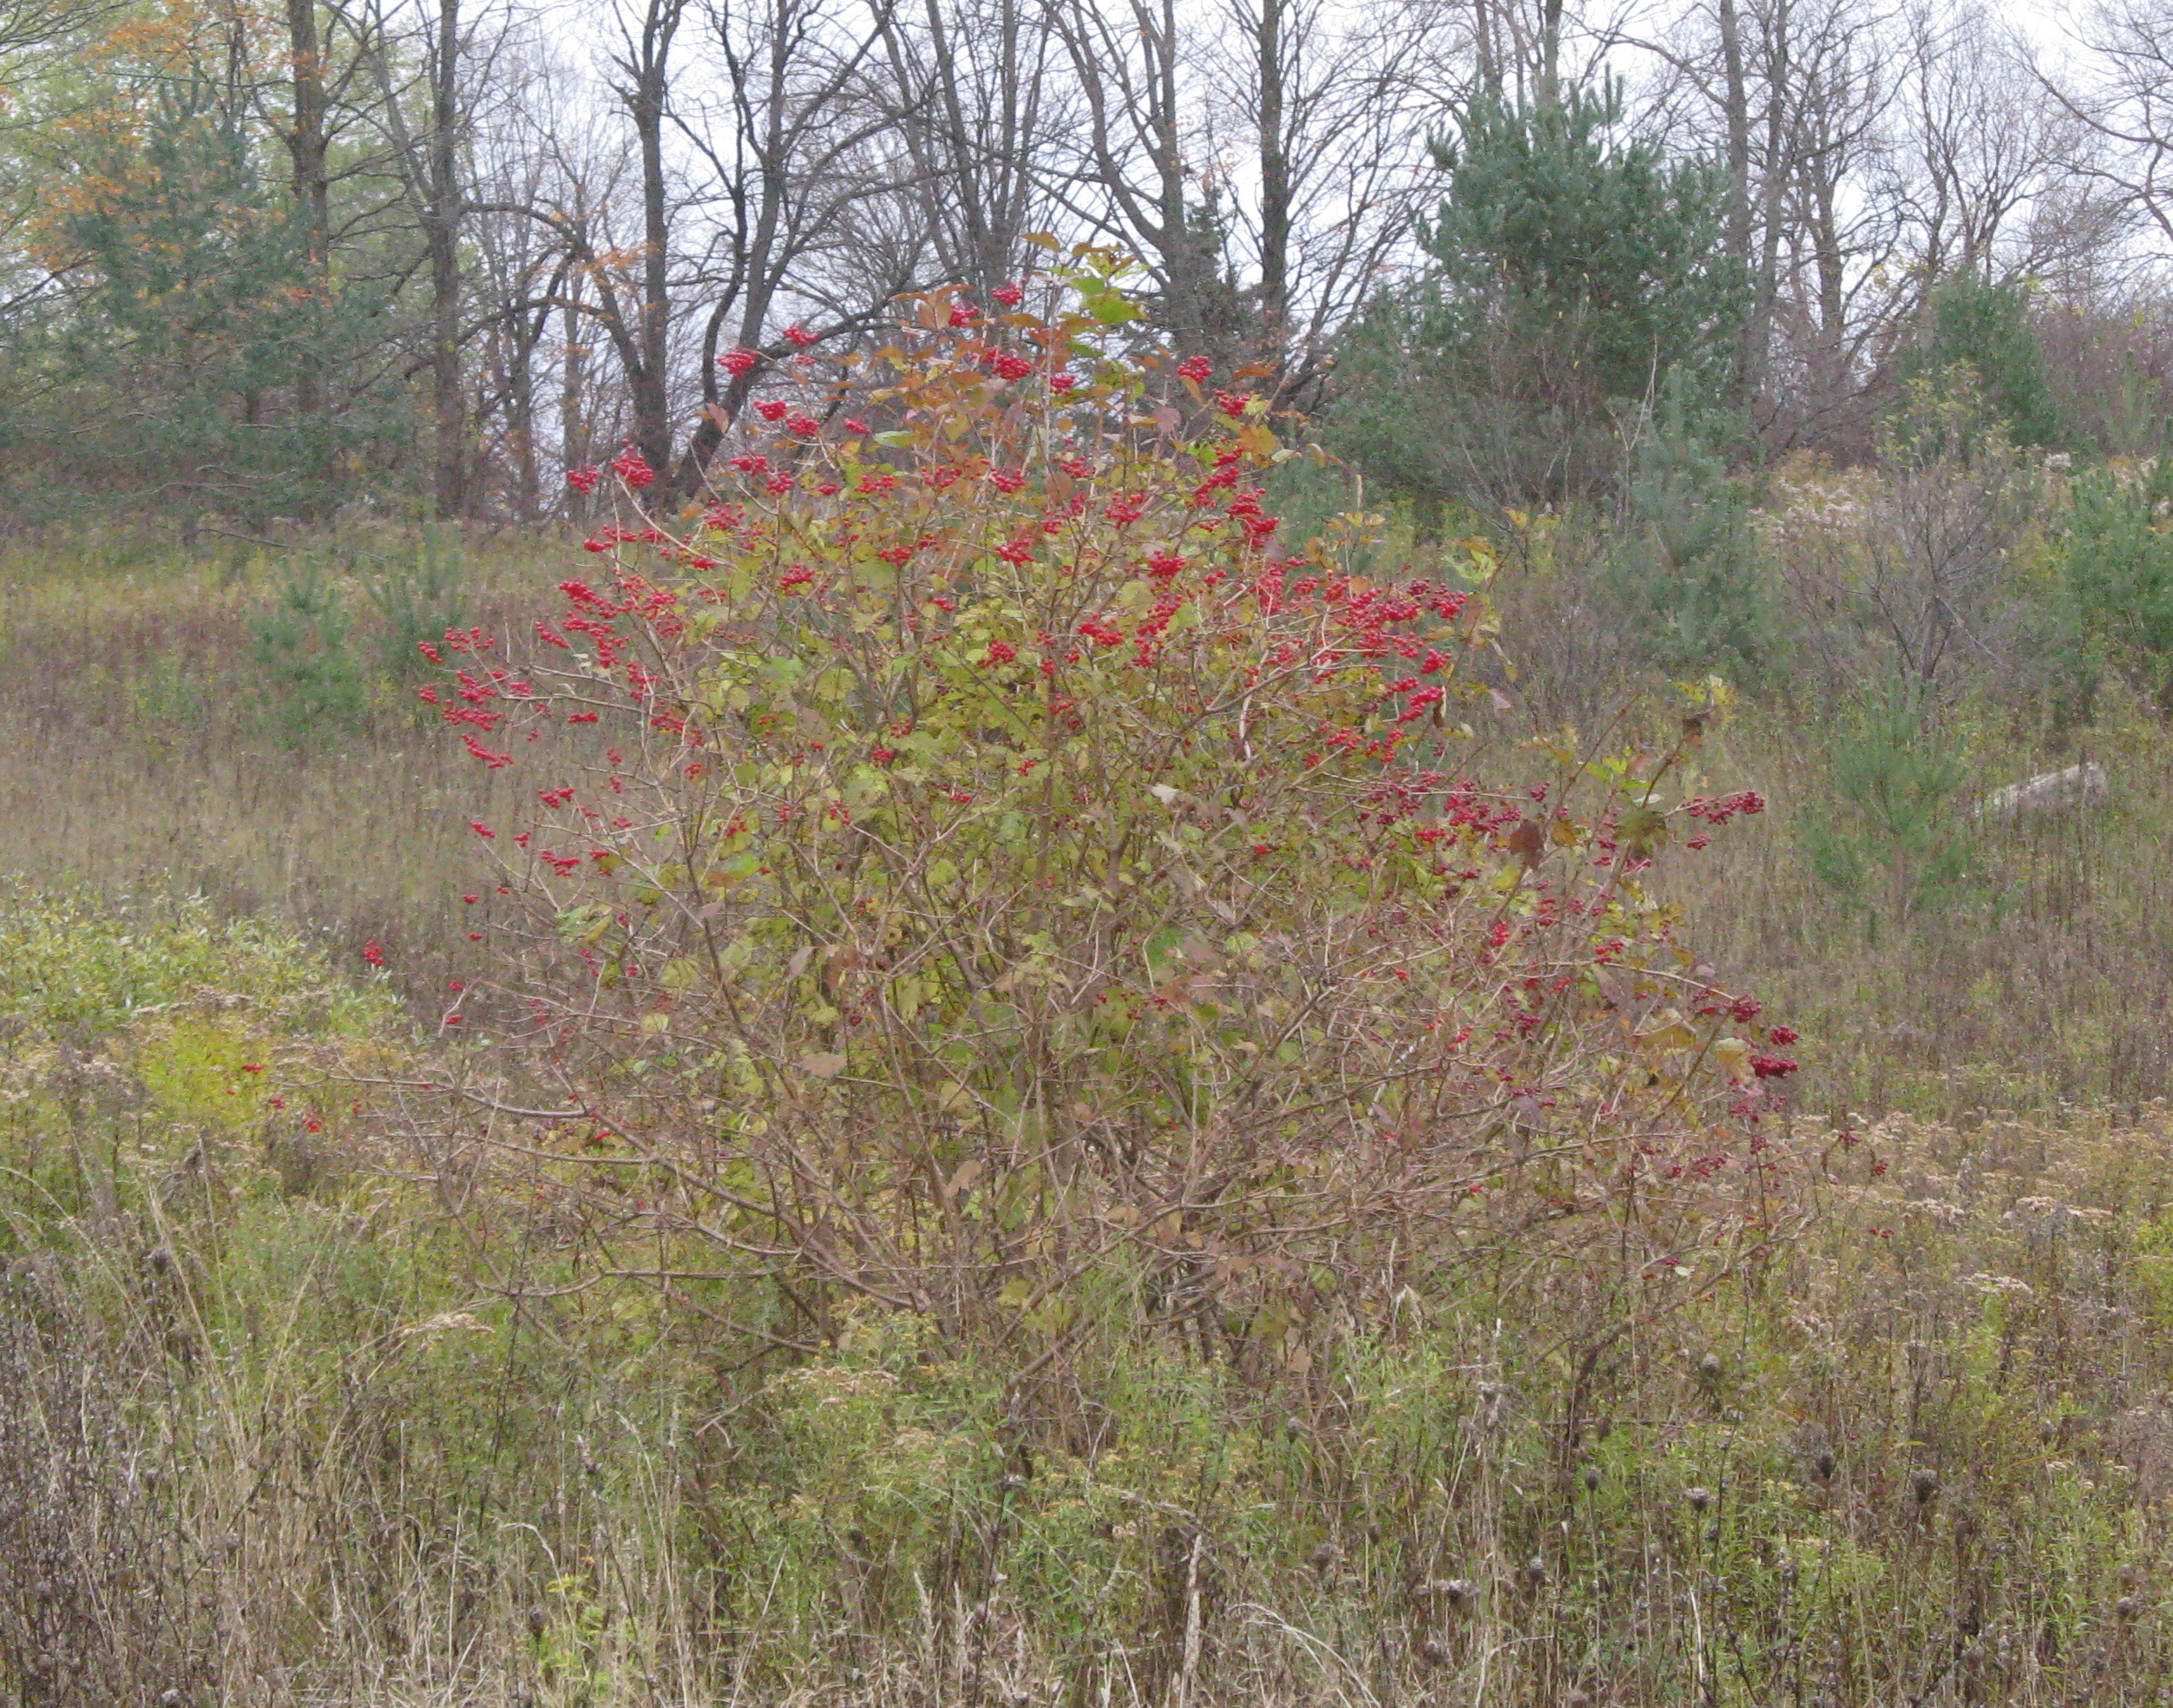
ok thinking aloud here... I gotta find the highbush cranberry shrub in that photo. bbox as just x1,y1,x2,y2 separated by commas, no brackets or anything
431,257,1796,1381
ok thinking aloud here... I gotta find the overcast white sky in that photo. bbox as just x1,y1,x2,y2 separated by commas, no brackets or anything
2004,0,2078,63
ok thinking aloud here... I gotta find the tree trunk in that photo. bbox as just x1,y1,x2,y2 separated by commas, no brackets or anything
1474,0,1498,95
1256,0,1290,360
1538,0,1564,108
561,282,589,503
425,0,466,518
283,0,331,474
507,300,546,518
1147,0,1198,344
1717,0,1756,403
625,0,684,486
1756,0,1791,417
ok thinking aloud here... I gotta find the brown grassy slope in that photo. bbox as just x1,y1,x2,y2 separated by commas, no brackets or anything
1657,687,2173,1122
0,523,542,1009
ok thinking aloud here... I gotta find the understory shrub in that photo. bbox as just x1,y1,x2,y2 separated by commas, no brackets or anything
1799,688,1975,927
367,524,468,685
1602,376,1769,681
2065,457,2173,702
250,556,365,733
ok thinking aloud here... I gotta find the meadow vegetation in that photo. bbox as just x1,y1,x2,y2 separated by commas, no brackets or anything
7,276,2173,1708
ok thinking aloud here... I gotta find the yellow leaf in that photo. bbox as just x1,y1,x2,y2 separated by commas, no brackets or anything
1635,1006,1697,1057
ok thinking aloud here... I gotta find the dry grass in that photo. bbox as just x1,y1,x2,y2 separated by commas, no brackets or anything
0,522,548,1015
1661,681,2173,1120
11,1077,2173,1705
3,522,2172,1704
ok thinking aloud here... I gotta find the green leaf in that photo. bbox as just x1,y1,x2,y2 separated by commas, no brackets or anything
1082,291,1139,327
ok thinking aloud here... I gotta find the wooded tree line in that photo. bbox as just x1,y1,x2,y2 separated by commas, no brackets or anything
2,0,2170,525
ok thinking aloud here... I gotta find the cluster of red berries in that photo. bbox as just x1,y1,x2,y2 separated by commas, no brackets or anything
1685,789,1767,823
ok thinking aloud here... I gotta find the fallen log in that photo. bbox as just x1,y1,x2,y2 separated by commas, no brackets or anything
1975,760,2108,824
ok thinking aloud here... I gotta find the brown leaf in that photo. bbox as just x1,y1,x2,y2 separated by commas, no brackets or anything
1507,819,1545,868
941,1157,983,1203
819,943,861,997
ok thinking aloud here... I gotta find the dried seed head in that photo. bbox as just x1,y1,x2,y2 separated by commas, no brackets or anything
1686,1486,1714,1514
1520,1554,1547,1588
1697,1350,1723,1379
1912,1469,1940,1505
2117,1596,2138,1621
1441,1577,1476,1612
